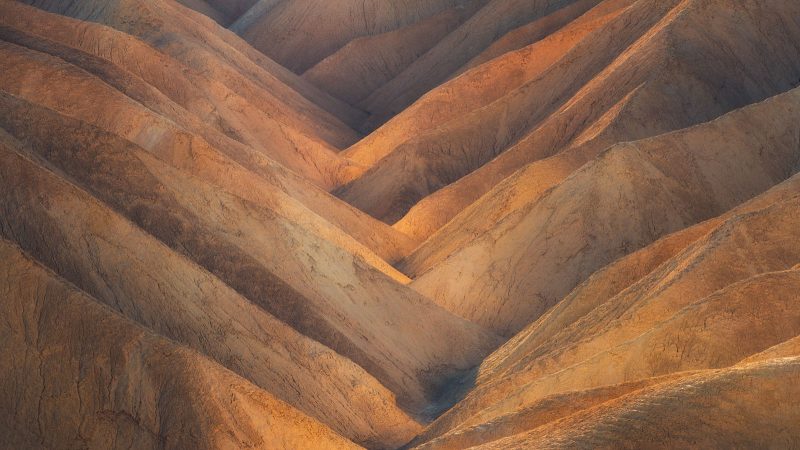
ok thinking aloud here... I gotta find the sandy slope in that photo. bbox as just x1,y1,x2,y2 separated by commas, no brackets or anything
343,0,633,169
402,83,800,275
473,358,800,449
359,0,591,128
451,0,602,76
0,27,504,425
0,3,360,189
0,2,504,446
0,90,499,411
0,137,419,448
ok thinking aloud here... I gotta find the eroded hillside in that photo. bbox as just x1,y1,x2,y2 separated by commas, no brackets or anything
2,0,800,449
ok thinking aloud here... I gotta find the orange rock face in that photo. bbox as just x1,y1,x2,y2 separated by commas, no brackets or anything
2,0,800,448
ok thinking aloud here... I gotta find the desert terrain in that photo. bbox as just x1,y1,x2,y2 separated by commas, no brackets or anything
1,0,799,448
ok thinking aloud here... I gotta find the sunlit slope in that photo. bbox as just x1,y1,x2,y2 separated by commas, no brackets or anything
408,172,800,448
1,1,413,264
412,86,800,336
339,0,800,233
3,0,800,448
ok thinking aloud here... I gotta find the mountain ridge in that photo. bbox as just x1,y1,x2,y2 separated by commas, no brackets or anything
2,0,800,448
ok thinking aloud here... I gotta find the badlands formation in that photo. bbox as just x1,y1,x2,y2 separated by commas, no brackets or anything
1,0,800,449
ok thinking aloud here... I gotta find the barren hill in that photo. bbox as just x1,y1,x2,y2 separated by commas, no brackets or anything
338,0,800,227
2,0,800,448
408,173,800,448
231,0,485,74
302,7,473,108
410,86,800,336
0,239,360,450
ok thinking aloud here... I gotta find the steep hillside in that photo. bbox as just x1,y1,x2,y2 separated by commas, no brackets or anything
343,0,631,168
452,0,601,76
0,1,504,447
0,240,359,450
0,89,499,410
232,0,483,74
411,86,800,335
302,7,473,107
3,0,800,448
359,0,597,128
465,359,800,449
402,85,800,276
408,172,800,448
1,1,413,264
1,6,360,189
339,0,800,227
0,135,420,447
19,0,366,129
0,17,504,427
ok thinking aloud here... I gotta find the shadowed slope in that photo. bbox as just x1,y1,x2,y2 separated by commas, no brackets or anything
452,0,602,76
343,0,632,169
360,0,593,128
302,7,475,107
232,0,484,74
177,0,230,24
339,0,681,222
178,0,257,25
